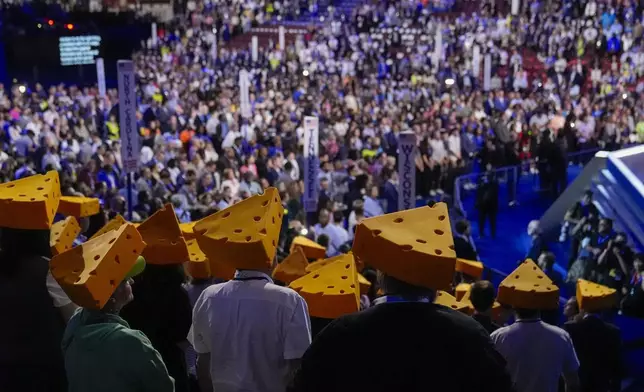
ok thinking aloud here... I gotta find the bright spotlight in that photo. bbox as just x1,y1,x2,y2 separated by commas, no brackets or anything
18,85,26,94
445,78,455,86
302,69,310,77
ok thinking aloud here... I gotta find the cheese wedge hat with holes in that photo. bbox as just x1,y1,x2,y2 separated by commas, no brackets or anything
0,170,61,230
50,223,146,310
305,252,371,294
289,254,361,319
273,245,309,284
184,238,235,281
57,196,100,218
50,216,81,256
136,203,190,265
352,203,457,291
194,187,284,271
497,259,560,310
576,279,617,313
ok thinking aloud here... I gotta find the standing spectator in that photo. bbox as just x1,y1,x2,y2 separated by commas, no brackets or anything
526,220,548,262
564,309,622,392
470,280,501,334
475,166,499,238
313,209,349,256
62,264,175,392
120,264,193,392
453,220,478,261
289,271,514,392
491,306,580,392
621,253,644,318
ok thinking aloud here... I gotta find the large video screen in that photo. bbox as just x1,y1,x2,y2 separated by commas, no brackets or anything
59,35,102,66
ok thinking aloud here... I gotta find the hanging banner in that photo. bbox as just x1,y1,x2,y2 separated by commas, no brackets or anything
398,132,417,212
483,53,492,91
239,69,251,119
251,36,258,62
511,0,520,15
96,57,106,98
151,22,157,47
117,60,140,173
472,45,481,79
303,116,319,212
433,25,442,70
279,26,285,51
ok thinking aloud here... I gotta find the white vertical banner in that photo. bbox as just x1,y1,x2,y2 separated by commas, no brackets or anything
96,57,106,98
279,26,285,51
151,22,157,47
433,25,442,70
303,116,319,213
117,60,140,173
472,44,481,79
251,36,259,62
397,132,417,212
483,53,492,91
511,0,520,15
239,69,251,119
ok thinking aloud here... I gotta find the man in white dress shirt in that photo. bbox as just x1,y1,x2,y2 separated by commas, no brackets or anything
491,308,580,392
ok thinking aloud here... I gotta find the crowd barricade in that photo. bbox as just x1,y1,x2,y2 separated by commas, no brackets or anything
454,147,605,218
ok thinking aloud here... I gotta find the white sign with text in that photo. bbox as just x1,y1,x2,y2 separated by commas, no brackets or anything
303,116,319,212
117,60,140,173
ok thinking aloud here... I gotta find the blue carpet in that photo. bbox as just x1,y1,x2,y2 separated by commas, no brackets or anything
459,166,584,296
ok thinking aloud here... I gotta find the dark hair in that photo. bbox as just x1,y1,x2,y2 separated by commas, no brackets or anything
540,251,556,268
515,308,541,319
317,234,330,248
470,280,496,312
0,228,52,275
377,271,434,299
455,220,470,235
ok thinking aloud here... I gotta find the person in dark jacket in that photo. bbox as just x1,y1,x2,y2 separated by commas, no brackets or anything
564,313,622,392
453,220,478,261
470,280,501,335
475,165,499,238
0,228,68,392
288,273,514,392
120,264,192,392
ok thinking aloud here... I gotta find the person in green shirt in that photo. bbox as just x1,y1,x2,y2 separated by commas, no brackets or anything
61,257,175,392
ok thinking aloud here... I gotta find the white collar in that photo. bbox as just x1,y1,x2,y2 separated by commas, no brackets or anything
234,270,273,283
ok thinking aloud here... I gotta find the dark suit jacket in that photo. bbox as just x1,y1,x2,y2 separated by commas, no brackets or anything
453,236,478,261
564,317,622,392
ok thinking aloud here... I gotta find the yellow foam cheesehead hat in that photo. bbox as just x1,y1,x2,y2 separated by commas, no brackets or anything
184,238,235,280
497,259,560,310
434,291,468,313
456,258,484,279
0,170,61,230
179,222,197,240
194,188,283,271
306,252,371,294
576,279,617,312
50,216,81,256
459,285,503,318
90,214,127,239
352,203,456,291
137,204,190,265
50,223,146,310
290,235,327,260
57,196,100,218
290,254,361,319
273,245,309,284
454,282,471,301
